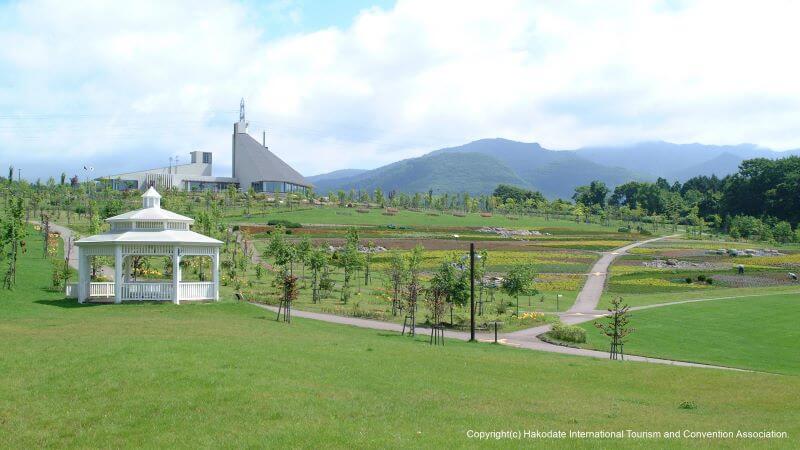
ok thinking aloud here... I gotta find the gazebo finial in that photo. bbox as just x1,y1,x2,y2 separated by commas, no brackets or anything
142,186,162,209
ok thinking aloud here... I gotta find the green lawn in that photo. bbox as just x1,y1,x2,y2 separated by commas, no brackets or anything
599,285,800,309
2,230,800,447
582,293,800,374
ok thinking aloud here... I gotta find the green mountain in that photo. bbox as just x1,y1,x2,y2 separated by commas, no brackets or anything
311,151,527,195
312,138,639,198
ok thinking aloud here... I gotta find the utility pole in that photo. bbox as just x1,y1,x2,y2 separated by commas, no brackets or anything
469,242,476,342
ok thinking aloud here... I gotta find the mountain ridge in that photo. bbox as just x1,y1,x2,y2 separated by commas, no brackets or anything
307,138,800,198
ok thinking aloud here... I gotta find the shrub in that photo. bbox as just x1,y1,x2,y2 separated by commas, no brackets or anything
678,401,697,410
267,219,301,228
706,278,713,285
697,274,706,282
685,277,693,284
549,321,587,343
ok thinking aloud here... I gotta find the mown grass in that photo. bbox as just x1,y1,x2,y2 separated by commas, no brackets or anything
583,293,800,374
3,230,800,448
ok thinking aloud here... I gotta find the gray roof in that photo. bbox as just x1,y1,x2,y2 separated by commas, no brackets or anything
234,131,311,188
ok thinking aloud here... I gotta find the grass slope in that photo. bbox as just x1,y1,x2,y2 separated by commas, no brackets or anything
2,231,799,448
583,294,800,374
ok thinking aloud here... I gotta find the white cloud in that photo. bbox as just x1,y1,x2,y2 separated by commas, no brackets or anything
3,0,800,180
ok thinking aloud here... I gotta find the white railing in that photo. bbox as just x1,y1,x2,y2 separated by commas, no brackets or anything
179,282,215,300
121,283,172,301
89,282,115,298
65,283,78,298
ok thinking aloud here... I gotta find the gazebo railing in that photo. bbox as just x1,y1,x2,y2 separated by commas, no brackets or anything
89,282,115,298
68,281,215,302
179,282,215,300
121,282,172,301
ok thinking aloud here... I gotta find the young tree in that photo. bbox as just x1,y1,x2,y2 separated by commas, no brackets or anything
2,197,27,289
334,238,362,304
276,274,299,323
402,245,424,335
295,234,312,278
501,265,536,316
385,251,407,316
429,256,469,325
594,296,635,360
263,225,294,276
307,246,329,304
363,241,374,285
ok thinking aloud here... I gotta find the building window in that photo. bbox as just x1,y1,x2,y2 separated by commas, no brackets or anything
203,153,212,164
253,181,307,194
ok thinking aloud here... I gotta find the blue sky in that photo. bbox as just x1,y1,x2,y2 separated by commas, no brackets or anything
2,0,800,181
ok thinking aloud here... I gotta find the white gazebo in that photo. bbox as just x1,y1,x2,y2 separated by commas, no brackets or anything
73,187,223,304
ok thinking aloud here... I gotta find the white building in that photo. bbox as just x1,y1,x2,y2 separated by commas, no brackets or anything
72,187,223,304
100,100,312,194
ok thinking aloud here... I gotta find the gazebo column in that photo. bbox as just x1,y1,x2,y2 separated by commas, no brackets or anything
173,246,181,305
124,256,132,282
212,247,220,301
114,246,123,304
77,249,89,303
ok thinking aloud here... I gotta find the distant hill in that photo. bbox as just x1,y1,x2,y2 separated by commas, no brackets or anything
575,141,780,180
311,138,800,198
306,169,368,183
312,138,639,198
433,138,641,198
312,151,527,195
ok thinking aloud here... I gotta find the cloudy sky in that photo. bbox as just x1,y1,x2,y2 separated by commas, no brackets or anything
2,0,800,180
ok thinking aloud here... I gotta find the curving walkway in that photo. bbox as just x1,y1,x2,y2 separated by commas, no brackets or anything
50,223,739,370
249,233,744,370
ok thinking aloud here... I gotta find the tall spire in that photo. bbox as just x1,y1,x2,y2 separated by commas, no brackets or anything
239,98,245,122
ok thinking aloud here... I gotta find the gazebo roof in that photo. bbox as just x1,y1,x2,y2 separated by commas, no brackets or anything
76,230,222,246
105,208,194,223
75,187,222,246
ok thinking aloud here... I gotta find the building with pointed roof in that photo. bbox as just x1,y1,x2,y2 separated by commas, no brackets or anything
99,100,312,194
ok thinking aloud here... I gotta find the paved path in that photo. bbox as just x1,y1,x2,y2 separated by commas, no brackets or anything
32,221,79,269
248,233,746,369
249,302,743,370
34,221,116,278
569,235,678,314
505,234,678,341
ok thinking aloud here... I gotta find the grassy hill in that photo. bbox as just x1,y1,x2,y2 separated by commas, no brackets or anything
2,229,800,447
